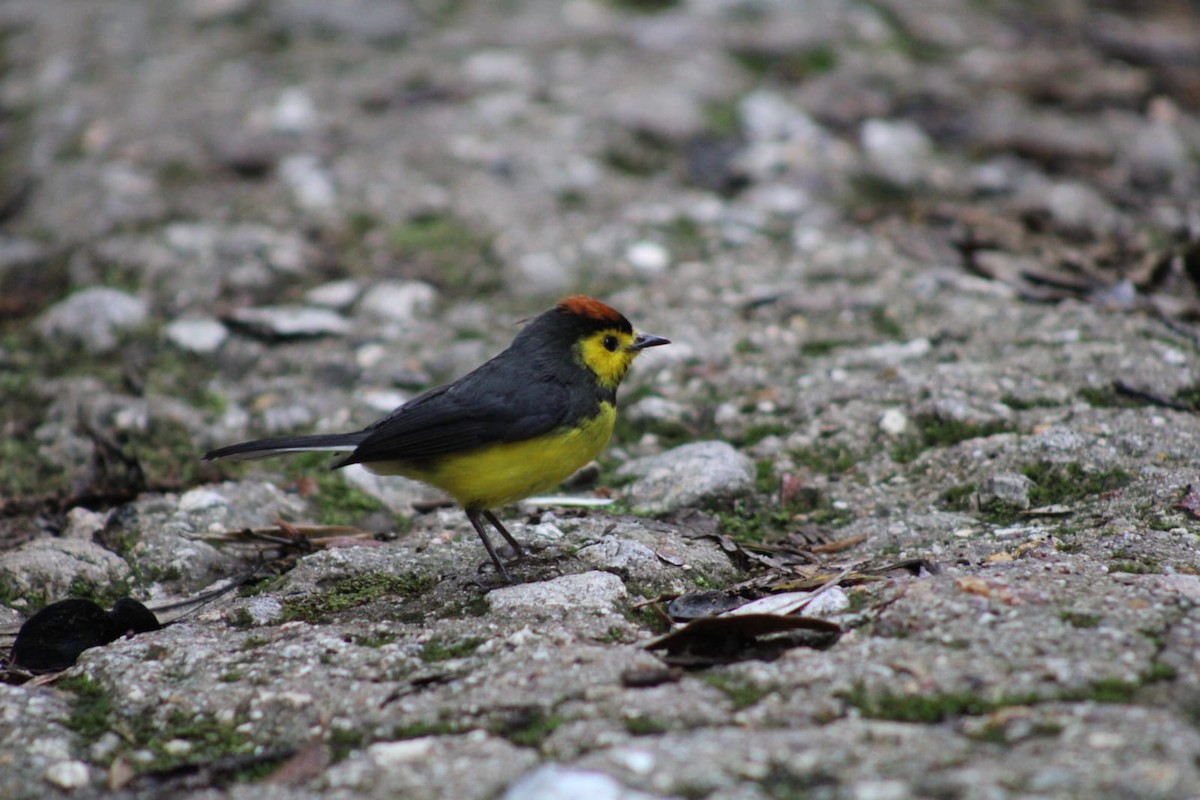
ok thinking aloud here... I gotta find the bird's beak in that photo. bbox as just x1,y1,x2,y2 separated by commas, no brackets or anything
630,332,670,351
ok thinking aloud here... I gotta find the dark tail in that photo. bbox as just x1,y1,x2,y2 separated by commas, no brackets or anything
204,432,369,463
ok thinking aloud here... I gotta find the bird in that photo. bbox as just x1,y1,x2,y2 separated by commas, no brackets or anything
204,295,669,581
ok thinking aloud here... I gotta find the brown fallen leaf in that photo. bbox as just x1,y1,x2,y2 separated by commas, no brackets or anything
1173,484,1200,519
811,534,868,554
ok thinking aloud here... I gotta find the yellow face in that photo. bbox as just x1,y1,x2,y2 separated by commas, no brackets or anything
575,328,641,390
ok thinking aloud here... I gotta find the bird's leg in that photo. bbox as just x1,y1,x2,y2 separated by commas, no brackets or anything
482,510,526,559
466,509,512,582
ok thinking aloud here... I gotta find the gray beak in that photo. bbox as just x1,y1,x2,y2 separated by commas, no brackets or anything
630,333,670,350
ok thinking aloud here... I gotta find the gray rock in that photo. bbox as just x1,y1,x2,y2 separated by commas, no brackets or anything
35,287,149,353
224,305,352,339
326,734,536,797
107,483,307,591
983,471,1033,509
341,463,430,513
0,538,133,609
577,537,662,578
488,571,626,614
618,441,755,513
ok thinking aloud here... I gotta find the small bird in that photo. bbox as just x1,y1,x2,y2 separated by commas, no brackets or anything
205,296,669,581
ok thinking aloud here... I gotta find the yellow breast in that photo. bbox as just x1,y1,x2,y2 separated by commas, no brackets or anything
366,402,617,510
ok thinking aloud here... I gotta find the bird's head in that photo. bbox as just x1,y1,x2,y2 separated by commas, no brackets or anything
547,295,669,390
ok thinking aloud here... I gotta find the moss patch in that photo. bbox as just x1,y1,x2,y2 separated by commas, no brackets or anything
420,635,484,662
280,572,434,623
891,414,1014,464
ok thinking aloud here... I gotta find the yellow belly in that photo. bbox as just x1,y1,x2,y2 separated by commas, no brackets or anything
366,403,616,509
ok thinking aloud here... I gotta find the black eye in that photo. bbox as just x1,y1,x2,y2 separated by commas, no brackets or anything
602,335,619,352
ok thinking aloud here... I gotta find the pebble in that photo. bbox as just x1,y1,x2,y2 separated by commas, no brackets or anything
164,317,228,353
617,441,755,514
305,279,363,309
279,154,337,212
879,408,909,436
356,280,438,321
271,87,318,134
860,118,934,187
625,240,670,274
43,761,90,790
984,472,1033,509
35,287,149,353
504,764,663,800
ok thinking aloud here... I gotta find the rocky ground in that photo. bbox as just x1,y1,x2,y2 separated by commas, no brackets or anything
2,0,1200,798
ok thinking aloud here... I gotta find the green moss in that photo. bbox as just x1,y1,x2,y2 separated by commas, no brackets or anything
1059,610,1101,629
354,631,398,648
891,414,1014,464
440,595,491,619
280,572,434,623
420,635,484,662
1078,386,1146,409
1022,461,1129,506
1110,560,1156,575
938,483,977,511
799,339,845,357
493,708,563,748
703,100,741,139
704,674,772,710
869,307,903,339
1174,384,1200,411
58,674,114,742
606,0,678,13
729,45,837,82
624,716,669,736
791,443,863,476
841,686,1034,722
281,452,388,525
1001,394,1061,411
1081,678,1136,703
392,719,462,740
218,671,243,683
330,727,366,761
59,676,257,773
738,423,790,448
387,212,500,297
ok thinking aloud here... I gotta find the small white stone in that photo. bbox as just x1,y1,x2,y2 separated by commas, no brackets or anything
179,488,227,512
625,240,670,274
879,408,908,436
357,280,437,322
369,738,436,767
361,388,408,413
279,154,336,212
165,318,228,353
44,760,91,790
272,87,318,134
305,280,362,309
163,739,193,756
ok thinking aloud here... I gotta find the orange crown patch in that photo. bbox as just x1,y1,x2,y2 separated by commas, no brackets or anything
557,295,624,323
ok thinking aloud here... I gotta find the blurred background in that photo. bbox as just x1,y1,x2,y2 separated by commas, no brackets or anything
2,0,1199,536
